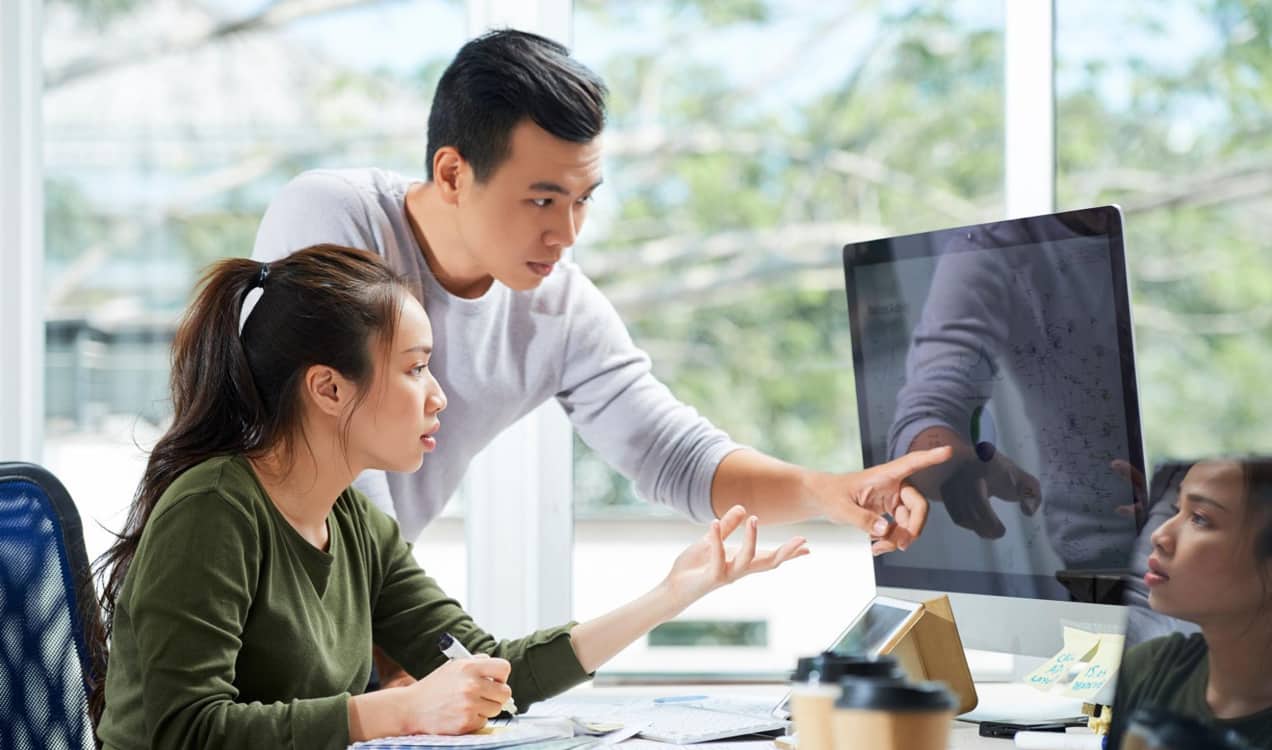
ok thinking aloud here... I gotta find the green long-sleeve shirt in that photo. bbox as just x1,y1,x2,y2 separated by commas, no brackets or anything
97,456,591,750
1114,632,1272,749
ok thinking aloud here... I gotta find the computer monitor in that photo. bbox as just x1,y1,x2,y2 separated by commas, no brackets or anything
841,206,1145,657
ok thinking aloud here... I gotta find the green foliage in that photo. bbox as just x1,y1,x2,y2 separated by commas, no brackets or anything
575,0,1272,510
43,0,1272,508
1055,1,1272,462
573,1,1008,508
45,179,109,263
49,0,143,27
577,0,771,28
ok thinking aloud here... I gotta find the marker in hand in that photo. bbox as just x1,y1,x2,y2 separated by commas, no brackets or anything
438,632,517,715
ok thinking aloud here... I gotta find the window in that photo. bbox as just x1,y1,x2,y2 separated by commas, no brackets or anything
570,0,1004,672
41,0,468,594
26,0,1268,675
1055,1,1272,458
649,620,768,648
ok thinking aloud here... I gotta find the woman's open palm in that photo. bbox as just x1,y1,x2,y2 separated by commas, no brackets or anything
663,505,810,604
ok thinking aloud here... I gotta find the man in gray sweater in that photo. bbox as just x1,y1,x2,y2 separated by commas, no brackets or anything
253,31,946,576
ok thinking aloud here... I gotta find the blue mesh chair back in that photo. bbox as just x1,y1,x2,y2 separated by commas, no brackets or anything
0,463,103,750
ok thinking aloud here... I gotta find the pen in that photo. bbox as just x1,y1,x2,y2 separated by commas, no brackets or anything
1013,731,1105,750
652,695,709,704
438,632,517,715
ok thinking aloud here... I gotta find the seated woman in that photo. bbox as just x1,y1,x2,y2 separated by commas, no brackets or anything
1114,458,1272,749
92,245,810,750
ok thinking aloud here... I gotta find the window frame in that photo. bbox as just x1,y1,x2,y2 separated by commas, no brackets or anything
2,0,44,464
461,0,577,636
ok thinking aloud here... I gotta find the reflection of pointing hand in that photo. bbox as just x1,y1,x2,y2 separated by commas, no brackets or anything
908,425,1042,539
1111,458,1146,521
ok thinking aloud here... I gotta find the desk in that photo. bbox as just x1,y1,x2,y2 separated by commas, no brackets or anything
545,683,1096,750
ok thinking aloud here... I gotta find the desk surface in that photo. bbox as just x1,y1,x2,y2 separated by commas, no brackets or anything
556,682,1095,750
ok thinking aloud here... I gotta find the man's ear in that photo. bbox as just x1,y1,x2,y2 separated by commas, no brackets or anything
304,364,352,418
432,146,468,206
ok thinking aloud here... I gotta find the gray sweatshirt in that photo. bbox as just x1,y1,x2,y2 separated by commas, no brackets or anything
252,168,739,540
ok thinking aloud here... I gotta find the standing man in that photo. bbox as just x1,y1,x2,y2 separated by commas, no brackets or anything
253,31,946,559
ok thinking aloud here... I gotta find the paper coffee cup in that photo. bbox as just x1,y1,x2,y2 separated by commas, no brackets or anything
831,679,956,750
790,654,906,750
790,683,841,750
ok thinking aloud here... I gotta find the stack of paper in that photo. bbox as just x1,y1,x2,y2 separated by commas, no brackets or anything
348,724,586,750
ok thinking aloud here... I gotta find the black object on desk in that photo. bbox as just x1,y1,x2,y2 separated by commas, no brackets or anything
979,718,1087,739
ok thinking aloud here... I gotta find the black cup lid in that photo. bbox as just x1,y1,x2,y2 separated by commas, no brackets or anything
792,652,903,683
835,679,957,712
1127,707,1251,750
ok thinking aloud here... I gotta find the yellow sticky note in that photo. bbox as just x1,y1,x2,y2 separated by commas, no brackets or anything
1026,626,1102,691
1064,633,1125,701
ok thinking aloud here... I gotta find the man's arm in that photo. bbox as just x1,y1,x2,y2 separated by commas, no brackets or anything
710,446,950,552
555,270,949,548
556,271,740,525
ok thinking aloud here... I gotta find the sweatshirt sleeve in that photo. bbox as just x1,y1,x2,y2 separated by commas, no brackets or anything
365,504,591,710
554,271,743,523
122,492,350,750
887,246,1012,459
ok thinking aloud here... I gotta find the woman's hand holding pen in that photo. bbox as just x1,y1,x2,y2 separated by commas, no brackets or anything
660,504,810,608
404,655,512,735
348,656,512,740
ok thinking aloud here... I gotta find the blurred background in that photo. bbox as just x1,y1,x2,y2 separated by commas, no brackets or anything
20,0,1272,671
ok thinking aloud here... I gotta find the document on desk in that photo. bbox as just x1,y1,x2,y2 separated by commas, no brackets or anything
616,739,775,750
526,695,787,744
347,723,579,750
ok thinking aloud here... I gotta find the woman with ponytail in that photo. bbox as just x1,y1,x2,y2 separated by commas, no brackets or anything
92,244,809,750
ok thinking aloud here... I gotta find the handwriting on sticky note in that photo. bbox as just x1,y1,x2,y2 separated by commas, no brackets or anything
1025,626,1102,690
1063,633,1124,701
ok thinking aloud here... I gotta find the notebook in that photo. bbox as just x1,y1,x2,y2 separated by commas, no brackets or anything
348,722,576,750
528,694,789,744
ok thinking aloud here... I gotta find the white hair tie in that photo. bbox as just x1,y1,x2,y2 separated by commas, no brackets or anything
237,264,270,336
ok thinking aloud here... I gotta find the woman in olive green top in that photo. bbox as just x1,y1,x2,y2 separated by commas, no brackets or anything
1114,459,1272,749
91,245,810,749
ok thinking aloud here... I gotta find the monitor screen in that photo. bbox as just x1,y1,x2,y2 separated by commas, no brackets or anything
843,206,1146,601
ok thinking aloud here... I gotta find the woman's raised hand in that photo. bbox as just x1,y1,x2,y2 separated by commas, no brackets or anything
662,504,809,606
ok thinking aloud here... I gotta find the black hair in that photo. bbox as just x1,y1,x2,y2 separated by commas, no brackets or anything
426,29,608,182
1238,459,1272,593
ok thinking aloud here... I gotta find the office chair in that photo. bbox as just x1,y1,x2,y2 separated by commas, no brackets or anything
0,462,104,750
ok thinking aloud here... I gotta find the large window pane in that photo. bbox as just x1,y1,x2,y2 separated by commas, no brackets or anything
42,0,467,593
571,0,1004,671
1056,1,1272,460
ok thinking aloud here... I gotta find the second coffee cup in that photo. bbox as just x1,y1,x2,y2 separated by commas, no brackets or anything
831,677,956,750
